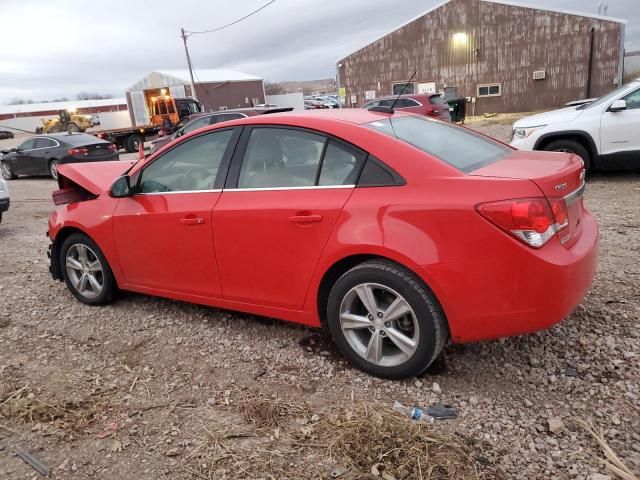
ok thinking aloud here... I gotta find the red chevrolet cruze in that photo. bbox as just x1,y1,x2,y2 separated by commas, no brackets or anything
47,110,597,379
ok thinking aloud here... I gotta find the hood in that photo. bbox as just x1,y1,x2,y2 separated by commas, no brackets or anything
513,106,583,128
57,161,135,195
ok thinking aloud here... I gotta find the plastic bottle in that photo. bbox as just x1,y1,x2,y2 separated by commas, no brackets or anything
393,400,434,424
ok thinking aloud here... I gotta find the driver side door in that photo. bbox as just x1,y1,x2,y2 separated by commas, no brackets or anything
112,128,240,298
600,87,640,159
9,139,38,175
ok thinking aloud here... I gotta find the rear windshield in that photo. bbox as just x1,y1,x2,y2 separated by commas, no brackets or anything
429,94,447,106
365,116,510,172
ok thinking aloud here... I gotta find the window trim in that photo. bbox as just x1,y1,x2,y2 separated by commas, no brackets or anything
135,127,242,195
225,125,370,190
477,83,502,98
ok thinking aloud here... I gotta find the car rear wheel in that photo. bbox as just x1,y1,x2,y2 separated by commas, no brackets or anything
326,260,447,379
60,233,117,305
1,162,16,180
49,160,60,180
543,139,591,170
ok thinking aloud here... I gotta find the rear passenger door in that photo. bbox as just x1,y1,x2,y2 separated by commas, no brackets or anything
33,137,58,175
213,126,366,309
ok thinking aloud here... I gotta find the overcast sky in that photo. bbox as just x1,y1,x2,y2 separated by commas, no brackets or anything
0,0,638,104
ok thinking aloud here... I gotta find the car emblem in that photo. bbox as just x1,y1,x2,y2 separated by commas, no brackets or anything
554,182,568,192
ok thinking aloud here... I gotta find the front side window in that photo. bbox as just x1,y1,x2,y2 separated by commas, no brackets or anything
392,82,415,95
395,98,420,108
213,113,245,123
139,129,234,193
238,128,325,188
366,116,510,173
19,139,36,150
621,88,640,110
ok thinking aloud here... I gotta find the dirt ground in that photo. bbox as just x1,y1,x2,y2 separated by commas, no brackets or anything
0,123,638,480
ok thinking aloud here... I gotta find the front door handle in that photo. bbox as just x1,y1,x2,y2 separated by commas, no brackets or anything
289,214,323,224
180,217,205,226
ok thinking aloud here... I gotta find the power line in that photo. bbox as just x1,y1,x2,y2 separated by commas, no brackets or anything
185,0,276,36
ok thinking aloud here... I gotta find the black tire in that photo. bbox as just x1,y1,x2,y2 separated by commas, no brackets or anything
326,260,447,379
48,124,62,134
59,232,117,305
543,139,591,170
49,160,60,180
1,162,16,180
125,135,143,153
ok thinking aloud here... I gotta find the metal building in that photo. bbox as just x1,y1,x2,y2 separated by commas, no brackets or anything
126,69,265,125
337,0,626,114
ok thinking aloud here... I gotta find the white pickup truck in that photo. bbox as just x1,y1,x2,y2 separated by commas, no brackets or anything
511,79,640,171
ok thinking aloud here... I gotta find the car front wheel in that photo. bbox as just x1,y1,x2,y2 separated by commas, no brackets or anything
59,233,116,305
543,139,591,170
326,260,447,379
1,162,16,180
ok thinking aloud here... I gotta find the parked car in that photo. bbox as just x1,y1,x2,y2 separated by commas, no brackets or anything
149,107,293,154
0,133,119,180
0,130,14,140
0,177,9,223
47,109,597,379
511,78,640,170
363,94,451,121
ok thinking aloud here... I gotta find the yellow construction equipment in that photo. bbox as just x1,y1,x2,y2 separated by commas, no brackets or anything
36,109,94,134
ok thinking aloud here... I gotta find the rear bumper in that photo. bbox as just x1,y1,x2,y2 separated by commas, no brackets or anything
430,211,598,343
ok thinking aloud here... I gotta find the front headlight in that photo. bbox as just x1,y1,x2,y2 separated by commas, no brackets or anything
512,125,547,140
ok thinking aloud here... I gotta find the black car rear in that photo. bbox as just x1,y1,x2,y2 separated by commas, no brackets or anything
0,133,119,180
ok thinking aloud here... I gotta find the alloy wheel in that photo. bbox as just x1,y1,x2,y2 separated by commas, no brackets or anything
1,163,12,179
339,282,419,367
65,244,104,299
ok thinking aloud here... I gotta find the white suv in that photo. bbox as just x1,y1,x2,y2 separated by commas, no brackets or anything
0,177,9,223
511,79,640,170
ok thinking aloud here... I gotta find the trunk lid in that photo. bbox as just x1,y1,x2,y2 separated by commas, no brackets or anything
57,161,135,195
471,150,586,248
80,143,116,158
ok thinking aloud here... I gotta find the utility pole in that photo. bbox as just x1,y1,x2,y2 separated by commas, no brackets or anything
180,27,198,101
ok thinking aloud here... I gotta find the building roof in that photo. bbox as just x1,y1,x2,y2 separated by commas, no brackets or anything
0,98,126,116
127,69,262,91
338,0,626,62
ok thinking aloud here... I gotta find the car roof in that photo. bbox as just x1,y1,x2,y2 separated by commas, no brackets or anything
42,132,107,145
208,108,409,126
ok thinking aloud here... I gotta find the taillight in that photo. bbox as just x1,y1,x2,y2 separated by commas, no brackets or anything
68,147,88,156
476,197,569,248
107,144,117,151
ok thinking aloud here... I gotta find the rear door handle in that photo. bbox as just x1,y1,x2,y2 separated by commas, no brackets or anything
180,217,205,226
289,214,323,223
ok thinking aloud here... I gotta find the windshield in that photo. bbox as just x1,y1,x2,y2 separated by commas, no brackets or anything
366,116,510,173
579,83,637,110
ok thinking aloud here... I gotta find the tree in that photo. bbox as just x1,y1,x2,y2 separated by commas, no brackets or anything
76,92,114,100
264,82,285,95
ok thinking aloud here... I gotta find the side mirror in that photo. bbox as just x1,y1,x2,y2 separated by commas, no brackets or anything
609,99,627,112
110,175,133,198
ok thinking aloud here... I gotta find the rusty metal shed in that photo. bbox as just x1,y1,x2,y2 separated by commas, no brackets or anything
337,0,626,114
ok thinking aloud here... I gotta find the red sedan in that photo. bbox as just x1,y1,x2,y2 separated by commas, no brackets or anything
363,94,451,121
47,110,597,379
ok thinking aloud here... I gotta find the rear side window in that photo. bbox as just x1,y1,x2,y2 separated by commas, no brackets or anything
395,98,420,108
182,116,212,134
19,139,36,150
318,141,365,186
35,138,57,148
366,116,510,172
238,128,325,188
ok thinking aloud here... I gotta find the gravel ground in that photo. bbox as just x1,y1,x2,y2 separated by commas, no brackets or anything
0,122,638,479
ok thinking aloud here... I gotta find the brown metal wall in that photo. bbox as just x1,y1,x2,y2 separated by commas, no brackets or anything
193,80,265,111
339,0,622,114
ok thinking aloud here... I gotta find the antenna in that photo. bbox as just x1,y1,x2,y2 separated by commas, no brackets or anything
390,71,417,110
368,71,417,115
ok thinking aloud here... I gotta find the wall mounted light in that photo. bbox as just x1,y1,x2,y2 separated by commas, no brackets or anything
453,32,468,47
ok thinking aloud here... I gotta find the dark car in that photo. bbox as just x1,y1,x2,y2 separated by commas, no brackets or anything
0,133,118,180
0,130,14,140
363,94,451,121
149,107,293,154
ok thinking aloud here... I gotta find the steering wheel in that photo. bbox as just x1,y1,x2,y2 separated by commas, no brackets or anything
181,167,213,191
